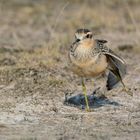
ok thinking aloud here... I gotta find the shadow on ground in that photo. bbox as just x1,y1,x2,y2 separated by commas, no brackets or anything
64,89,120,109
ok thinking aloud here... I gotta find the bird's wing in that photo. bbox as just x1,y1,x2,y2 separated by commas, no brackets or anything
95,39,126,90
103,47,126,77
95,39,126,76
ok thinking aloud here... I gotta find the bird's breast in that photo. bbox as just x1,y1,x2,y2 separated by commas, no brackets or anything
70,53,108,77
69,39,108,77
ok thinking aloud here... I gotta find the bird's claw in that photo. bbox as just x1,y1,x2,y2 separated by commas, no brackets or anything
122,87,133,96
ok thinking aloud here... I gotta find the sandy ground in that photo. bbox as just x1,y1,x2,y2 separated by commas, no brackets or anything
0,0,140,140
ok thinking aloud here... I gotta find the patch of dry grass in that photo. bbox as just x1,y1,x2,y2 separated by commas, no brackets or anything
0,1,139,139
0,0,139,88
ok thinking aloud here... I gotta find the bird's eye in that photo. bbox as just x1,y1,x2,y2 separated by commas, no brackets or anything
86,34,92,38
86,34,90,38
76,39,80,42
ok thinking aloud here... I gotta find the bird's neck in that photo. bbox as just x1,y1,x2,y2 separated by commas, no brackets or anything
76,39,95,53
72,39,95,61
80,38,94,48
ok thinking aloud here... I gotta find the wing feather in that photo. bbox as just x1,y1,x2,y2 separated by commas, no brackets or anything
104,49,126,77
95,39,126,90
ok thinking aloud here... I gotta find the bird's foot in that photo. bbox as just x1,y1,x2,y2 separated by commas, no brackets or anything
122,87,133,96
85,107,92,112
85,108,94,112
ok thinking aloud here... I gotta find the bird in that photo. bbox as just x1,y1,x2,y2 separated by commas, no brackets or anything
69,28,131,111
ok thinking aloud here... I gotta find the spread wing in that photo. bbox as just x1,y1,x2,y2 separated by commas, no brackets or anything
105,50,126,90
103,48,126,76
95,39,126,90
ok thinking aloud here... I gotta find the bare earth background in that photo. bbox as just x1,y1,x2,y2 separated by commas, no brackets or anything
0,0,140,140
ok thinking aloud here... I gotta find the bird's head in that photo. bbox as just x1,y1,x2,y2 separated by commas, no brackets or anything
75,29,93,42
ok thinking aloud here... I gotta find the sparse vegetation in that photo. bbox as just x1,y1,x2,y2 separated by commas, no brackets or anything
0,0,140,139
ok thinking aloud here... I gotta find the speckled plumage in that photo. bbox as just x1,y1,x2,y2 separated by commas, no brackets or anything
69,29,126,90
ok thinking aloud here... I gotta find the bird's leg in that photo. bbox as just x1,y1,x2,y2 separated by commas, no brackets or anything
114,72,133,96
120,80,133,96
91,79,94,87
91,79,96,94
81,78,90,111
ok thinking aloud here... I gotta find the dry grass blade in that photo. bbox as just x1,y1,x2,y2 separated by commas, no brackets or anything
53,1,70,31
